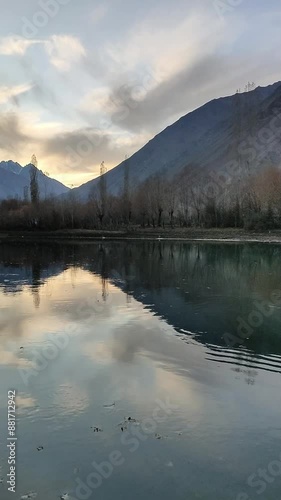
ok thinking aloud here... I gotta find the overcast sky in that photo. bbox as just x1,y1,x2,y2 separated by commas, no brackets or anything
0,0,280,187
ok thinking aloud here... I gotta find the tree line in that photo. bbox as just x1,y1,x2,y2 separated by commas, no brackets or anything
1,156,281,232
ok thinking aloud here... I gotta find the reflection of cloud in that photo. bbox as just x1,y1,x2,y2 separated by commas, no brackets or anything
0,305,27,337
0,349,33,368
0,267,126,373
81,315,209,414
110,324,144,363
84,341,114,364
16,394,37,412
102,322,183,365
82,313,222,395
53,384,89,416
155,366,202,413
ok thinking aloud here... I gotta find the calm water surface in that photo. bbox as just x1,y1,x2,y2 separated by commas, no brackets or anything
0,241,281,500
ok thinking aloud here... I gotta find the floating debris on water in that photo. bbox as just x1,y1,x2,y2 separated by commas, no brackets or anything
21,493,37,499
36,446,44,451
118,416,139,430
60,494,70,500
154,433,169,440
127,417,137,423
103,402,115,408
91,427,103,432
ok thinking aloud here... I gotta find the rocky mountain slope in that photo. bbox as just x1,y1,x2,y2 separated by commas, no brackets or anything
71,81,281,200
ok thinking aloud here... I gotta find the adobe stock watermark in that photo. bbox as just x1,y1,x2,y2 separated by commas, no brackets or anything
224,289,281,348
214,0,244,20
72,397,178,500
21,0,72,39
237,452,281,499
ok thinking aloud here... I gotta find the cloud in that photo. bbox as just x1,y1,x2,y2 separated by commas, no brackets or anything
45,35,86,72
0,34,86,73
0,112,30,154
42,127,146,173
43,128,110,171
18,56,60,109
0,110,62,164
107,53,233,133
78,8,238,134
91,4,109,24
91,8,281,136
0,82,33,105
0,106,147,186
79,87,112,114
103,10,226,80
0,35,41,55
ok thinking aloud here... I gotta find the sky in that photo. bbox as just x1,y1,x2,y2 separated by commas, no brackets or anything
0,0,281,187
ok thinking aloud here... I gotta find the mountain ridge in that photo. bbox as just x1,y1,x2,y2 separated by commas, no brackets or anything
0,161,70,200
70,80,281,201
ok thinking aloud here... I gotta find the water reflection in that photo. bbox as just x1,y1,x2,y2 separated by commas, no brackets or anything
0,241,281,377
0,242,281,500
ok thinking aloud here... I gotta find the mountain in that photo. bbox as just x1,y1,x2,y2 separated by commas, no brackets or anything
71,81,281,200
0,160,22,174
0,161,70,200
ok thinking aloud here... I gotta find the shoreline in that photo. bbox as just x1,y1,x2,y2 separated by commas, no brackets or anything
1,228,281,244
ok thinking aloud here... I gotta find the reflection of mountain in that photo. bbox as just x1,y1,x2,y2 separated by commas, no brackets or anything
79,241,281,376
1,241,281,376
0,244,67,294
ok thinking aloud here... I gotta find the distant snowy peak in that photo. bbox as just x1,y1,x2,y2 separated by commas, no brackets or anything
0,160,22,175
0,161,70,200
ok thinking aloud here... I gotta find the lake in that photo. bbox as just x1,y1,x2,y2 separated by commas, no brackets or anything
0,240,281,500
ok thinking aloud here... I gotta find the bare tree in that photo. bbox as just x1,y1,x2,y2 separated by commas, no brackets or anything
23,186,29,202
152,174,165,227
94,162,107,227
165,180,176,227
43,171,50,199
177,167,191,226
29,155,40,205
122,156,132,224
